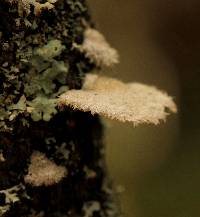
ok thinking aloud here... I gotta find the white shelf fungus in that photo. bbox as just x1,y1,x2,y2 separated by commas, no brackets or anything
81,28,119,67
58,74,177,125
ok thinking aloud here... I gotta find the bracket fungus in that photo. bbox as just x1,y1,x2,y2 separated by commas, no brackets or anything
0,0,177,215
81,28,119,67
58,74,177,125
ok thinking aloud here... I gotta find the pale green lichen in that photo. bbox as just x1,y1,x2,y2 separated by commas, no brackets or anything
9,95,27,111
7,96,27,121
25,60,69,96
0,184,23,215
55,142,70,161
0,109,8,121
23,39,69,121
27,95,57,121
0,0,91,130
0,39,69,126
35,40,65,61
82,201,101,217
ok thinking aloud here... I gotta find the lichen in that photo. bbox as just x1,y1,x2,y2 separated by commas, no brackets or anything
5,0,58,16
0,184,23,215
0,38,70,124
23,40,69,121
9,95,27,111
55,142,70,161
35,39,65,60
26,95,56,121
0,0,91,131
82,201,101,217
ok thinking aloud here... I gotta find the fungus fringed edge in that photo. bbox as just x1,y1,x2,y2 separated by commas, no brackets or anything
58,74,177,126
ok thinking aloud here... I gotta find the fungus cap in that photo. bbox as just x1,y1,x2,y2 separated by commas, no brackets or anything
81,28,119,67
58,74,177,125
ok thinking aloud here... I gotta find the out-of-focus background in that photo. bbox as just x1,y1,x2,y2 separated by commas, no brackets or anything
88,1,200,217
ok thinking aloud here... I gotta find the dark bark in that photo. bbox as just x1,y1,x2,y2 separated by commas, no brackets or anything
0,1,120,216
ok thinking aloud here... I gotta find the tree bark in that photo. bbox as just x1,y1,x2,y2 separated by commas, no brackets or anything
0,1,120,216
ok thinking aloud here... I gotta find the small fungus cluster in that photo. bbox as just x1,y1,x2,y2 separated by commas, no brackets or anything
60,28,176,125
0,23,177,216
24,151,67,186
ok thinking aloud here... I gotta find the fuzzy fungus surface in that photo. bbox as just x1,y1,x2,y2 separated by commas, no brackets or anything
0,0,177,216
81,28,119,67
59,74,177,125
24,151,67,186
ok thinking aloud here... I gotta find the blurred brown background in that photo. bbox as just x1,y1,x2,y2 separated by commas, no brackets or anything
88,1,200,217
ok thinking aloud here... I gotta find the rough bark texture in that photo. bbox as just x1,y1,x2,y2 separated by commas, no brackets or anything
0,1,120,216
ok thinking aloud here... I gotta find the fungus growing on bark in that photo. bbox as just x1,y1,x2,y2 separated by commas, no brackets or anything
81,28,119,67
59,74,177,125
24,151,67,187
0,0,177,216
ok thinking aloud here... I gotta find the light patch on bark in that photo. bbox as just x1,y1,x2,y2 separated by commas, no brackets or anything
0,151,5,162
25,151,67,186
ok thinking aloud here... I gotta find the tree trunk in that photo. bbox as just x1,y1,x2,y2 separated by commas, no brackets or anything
0,1,120,216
